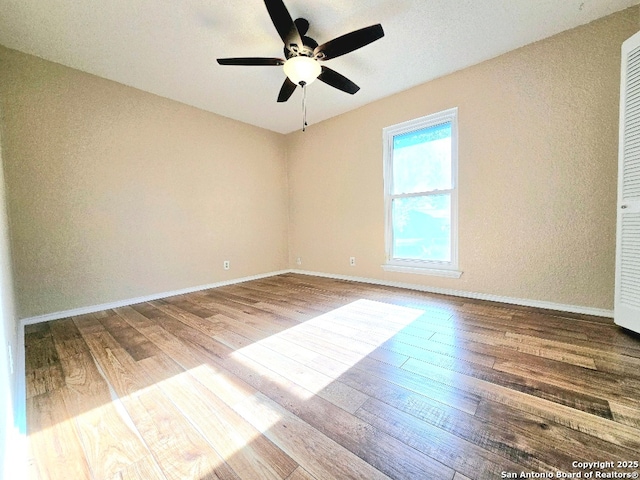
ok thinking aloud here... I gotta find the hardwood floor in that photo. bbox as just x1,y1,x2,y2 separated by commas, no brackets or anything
24,273,640,479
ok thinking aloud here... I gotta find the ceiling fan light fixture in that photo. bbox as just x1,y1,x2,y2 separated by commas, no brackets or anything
283,56,321,86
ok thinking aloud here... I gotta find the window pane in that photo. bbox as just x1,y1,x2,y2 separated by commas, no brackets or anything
392,194,451,262
392,122,451,194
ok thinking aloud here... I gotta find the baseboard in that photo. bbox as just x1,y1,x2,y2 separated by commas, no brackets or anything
9,322,27,480
20,267,614,326
20,269,291,326
289,269,614,319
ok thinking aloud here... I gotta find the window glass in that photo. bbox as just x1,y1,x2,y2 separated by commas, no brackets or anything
392,123,452,195
391,195,451,262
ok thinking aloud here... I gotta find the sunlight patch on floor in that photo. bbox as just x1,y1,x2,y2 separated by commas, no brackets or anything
231,299,426,400
26,300,427,478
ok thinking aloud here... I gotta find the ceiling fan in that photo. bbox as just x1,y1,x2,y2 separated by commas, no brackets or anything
216,0,385,104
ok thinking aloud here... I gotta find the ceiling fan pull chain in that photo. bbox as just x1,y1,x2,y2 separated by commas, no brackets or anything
301,81,308,132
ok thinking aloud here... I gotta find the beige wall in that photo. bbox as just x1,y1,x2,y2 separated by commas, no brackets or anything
0,47,289,318
287,7,640,310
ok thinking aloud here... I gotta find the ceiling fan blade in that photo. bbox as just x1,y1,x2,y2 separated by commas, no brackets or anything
318,66,360,94
264,0,303,51
277,77,297,102
314,24,384,60
217,57,284,66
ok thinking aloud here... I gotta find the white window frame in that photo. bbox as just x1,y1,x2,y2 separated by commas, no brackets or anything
382,107,461,278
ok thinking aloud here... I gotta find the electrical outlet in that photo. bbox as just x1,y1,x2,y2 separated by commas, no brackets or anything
223,260,230,270
296,257,302,265
349,256,356,266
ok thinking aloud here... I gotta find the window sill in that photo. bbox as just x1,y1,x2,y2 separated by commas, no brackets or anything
381,264,463,278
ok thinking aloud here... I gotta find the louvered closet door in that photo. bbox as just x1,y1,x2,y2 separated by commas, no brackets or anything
615,31,640,333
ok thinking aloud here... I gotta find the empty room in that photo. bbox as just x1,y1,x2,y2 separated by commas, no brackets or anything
1,0,640,479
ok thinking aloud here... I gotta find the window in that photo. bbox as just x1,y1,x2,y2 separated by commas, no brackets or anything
382,108,461,278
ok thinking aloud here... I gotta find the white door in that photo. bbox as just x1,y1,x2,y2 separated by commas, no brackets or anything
615,30,640,333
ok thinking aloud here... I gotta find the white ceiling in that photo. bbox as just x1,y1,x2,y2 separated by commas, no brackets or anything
1,0,638,134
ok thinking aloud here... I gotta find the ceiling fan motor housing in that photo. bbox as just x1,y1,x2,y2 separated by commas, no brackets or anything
285,20,319,60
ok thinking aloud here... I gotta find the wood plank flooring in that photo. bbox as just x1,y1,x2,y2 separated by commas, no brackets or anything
24,274,640,479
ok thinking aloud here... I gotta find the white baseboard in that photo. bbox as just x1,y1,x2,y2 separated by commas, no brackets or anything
20,267,614,326
289,269,614,319
20,269,290,326
10,322,27,480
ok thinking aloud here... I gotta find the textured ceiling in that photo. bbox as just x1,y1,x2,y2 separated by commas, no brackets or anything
1,0,639,133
